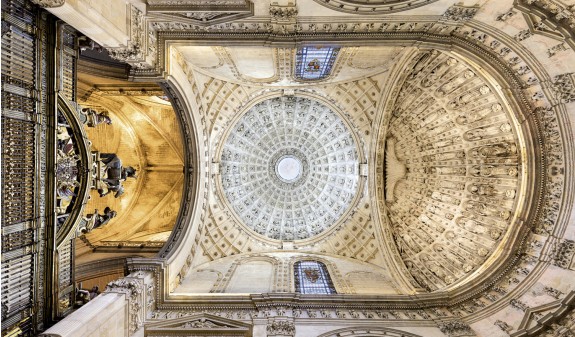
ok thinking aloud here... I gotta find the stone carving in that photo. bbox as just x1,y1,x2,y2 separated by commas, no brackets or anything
438,319,476,336
441,4,480,22
385,50,522,291
547,43,568,57
497,8,516,21
267,320,295,336
513,0,575,49
106,6,145,64
181,318,230,328
80,207,117,233
105,278,143,335
82,108,112,127
30,0,65,7
543,286,564,299
94,153,137,198
514,29,533,41
495,320,513,333
385,138,406,201
269,2,297,21
510,299,530,312
553,239,575,269
551,73,575,103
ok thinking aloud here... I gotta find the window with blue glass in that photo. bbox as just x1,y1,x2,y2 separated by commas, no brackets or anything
294,46,340,81
294,261,337,294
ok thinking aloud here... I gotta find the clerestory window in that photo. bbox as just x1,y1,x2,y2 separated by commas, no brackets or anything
294,260,337,294
294,46,340,81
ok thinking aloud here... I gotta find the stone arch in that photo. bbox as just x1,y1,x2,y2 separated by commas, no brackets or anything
318,327,424,337
215,254,280,293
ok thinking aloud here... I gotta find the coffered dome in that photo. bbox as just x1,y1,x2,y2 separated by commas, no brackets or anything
219,96,361,241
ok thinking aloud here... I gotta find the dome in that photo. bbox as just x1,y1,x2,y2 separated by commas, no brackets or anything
219,96,361,241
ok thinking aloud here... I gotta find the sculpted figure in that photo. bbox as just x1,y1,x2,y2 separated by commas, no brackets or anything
456,216,486,234
97,153,137,198
430,191,461,205
437,70,474,96
448,86,490,110
421,58,457,87
464,123,512,141
82,207,117,233
433,166,466,175
470,165,518,177
83,108,112,127
470,141,517,158
468,183,515,199
456,104,502,125
464,201,511,220
408,50,438,80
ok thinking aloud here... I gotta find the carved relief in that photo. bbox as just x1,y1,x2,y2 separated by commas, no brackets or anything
30,0,64,7
441,4,480,22
438,319,476,336
105,278,144,335
267,320,295,336
551,73,575,103
385,50,523,291
553,239,575,269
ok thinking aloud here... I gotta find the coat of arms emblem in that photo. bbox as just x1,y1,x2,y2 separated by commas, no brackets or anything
303,268,320,283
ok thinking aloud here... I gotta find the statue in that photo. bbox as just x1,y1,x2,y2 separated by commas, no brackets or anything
83,108,112,127
96,153,137,198
81,207,117,233
76,286,100,306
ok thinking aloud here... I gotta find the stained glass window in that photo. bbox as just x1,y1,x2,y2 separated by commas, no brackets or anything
294,261,337,294
294,46,340,81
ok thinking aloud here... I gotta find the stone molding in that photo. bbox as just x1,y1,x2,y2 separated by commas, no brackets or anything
513,0,575,49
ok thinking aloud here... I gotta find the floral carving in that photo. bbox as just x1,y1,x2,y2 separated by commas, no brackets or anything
438,319,476,336
267,320,295,336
